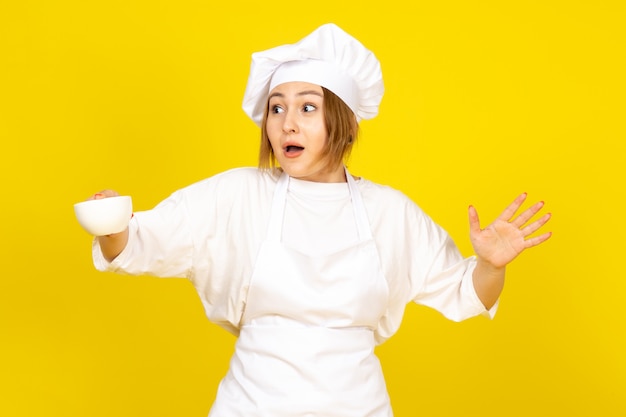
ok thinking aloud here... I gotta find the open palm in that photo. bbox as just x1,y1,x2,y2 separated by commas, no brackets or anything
469,193,552,268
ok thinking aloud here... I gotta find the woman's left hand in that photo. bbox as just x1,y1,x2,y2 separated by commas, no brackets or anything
469,193,552,269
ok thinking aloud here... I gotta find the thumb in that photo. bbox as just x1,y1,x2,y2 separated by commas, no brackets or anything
468,205,482,235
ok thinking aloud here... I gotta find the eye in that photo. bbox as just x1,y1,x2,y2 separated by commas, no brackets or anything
271,105,284,114
303,104,317,112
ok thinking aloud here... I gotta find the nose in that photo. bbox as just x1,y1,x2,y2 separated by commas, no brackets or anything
282,109,298,134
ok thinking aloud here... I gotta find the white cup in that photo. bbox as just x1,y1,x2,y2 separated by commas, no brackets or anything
74,196,133,236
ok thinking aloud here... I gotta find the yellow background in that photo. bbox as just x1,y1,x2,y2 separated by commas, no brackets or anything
1,1,624,416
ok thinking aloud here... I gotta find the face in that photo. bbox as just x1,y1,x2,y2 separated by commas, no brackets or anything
266,82,345,183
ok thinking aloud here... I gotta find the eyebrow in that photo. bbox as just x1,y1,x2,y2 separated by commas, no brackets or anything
268,90,324,100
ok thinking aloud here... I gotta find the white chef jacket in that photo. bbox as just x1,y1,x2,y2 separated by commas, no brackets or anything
93,167,496,344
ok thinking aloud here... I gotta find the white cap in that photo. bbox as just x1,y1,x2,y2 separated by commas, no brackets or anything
242,23,384,127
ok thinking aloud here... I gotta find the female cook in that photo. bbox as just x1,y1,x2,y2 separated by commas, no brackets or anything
88,23,552,417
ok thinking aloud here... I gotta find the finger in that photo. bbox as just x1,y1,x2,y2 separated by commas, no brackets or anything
468,205,481,235
524,231,552,248
87,193,104,201
521,212,552,237
512,200,546,228
496,192,528,222
88,189,119,200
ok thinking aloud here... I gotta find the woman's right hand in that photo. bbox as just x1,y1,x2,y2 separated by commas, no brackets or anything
89,189,130,262
89,189,120,201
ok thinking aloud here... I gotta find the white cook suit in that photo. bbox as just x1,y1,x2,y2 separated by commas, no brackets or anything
93,167,496,416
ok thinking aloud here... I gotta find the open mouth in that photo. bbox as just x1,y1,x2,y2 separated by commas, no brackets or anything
285,145,304,155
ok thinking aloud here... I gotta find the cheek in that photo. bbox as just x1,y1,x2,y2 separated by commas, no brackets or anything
269,140,281,155
312,127,329,150
265,122,280,148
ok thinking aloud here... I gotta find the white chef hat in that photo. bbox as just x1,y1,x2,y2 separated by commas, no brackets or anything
242,23,384,127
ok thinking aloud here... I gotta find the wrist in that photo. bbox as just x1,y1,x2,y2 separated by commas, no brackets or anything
475,256,506,273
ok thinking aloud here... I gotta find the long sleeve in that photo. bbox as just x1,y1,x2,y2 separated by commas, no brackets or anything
359,179,497,344
92,187,195,278
90,167,277,335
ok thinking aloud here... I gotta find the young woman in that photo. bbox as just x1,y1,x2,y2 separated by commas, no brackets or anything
88,23,551,417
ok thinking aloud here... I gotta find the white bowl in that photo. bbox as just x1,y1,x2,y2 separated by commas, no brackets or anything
74,196,133,236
